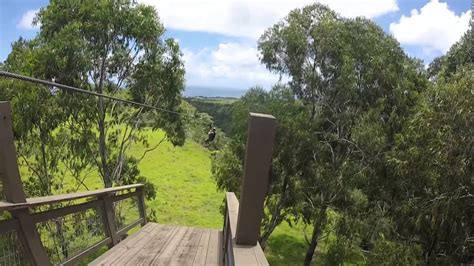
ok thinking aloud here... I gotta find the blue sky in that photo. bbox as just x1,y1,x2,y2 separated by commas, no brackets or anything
0,0,471,90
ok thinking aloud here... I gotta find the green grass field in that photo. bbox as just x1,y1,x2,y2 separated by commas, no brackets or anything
130,130,224,228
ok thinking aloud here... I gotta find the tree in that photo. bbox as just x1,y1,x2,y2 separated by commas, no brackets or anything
386,23,473,263
258,4,427,264
1,1,186,259
388,69,473,263
1,38,76,197
31,0,186,188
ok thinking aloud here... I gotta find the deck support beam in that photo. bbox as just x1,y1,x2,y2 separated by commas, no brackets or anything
235,112,276,246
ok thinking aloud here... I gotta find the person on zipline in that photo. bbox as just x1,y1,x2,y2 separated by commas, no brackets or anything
206,127,216,144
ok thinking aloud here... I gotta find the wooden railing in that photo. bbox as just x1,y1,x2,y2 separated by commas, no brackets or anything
0,184,147,265
0,101,148,265
223,192,268,265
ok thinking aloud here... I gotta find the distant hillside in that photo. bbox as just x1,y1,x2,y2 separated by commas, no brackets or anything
185,97,235,135
184,86,247,98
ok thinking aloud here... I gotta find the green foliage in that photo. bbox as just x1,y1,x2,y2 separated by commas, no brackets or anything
255,3,430,264
123,130,224,228
32,0,186,189
387,68,474,263
1,39,83,197
1,0,186,199
428,21,473,81
0,1,471,264
179,100,228,152
366,234,422,266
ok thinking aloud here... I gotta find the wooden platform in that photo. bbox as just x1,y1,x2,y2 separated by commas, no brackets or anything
91,223,223,265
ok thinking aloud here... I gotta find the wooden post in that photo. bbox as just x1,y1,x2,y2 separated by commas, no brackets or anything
137,186,147,225
0,102,26,202
100,194,119,245
235,112,276,246
0,101,51,265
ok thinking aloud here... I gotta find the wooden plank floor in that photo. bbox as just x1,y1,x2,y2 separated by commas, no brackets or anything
90,223,223,266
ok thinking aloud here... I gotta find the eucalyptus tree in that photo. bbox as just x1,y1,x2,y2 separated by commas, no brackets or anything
31,0,186,188
258,4,427,264
386,25,473,264
1,38,77,197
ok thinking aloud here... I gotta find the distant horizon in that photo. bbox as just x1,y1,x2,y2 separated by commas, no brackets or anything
184,85,248,98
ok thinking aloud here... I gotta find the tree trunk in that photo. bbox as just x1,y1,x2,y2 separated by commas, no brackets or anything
39,125,52,195
98,102,110,187
97,55,111,188
259,214,282,250
259,174,290,250
55,219,68,260
303,207,328,266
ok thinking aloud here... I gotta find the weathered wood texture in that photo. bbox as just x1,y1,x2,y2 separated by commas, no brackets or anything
0,101,51,265
26,184,142,207
0,200,27,211
1,102,272,265
91,223,223,266
1,103,149,266
236,113,276,246
0,184,146,265
0,101,27,203
0,184,144,212
224,192,269,266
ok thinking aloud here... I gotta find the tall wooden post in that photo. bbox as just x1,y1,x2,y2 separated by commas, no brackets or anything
0,102,26,203
0,101,51,265
235,112,276,246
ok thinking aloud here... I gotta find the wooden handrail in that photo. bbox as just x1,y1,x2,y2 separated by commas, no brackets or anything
0,184,143,211
223,192,268,266
225,192,239,238
1,102,149,265
0,201,27,211
0,184,147,265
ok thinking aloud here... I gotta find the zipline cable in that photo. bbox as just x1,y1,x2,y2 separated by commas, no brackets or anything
0,70,186,116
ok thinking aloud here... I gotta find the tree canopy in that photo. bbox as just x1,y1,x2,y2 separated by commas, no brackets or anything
1,0,186,198
213,3,471,265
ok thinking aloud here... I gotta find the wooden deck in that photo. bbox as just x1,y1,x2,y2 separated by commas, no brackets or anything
91,223,223,265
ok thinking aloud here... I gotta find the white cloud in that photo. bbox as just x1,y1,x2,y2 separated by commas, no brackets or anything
140,0,398,39
17,9,40,30
183,42,281,88
139,0,398,89
390,0,471,54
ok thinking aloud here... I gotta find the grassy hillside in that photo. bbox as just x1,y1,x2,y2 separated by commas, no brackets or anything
130,130,223,228
54,129,225,229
